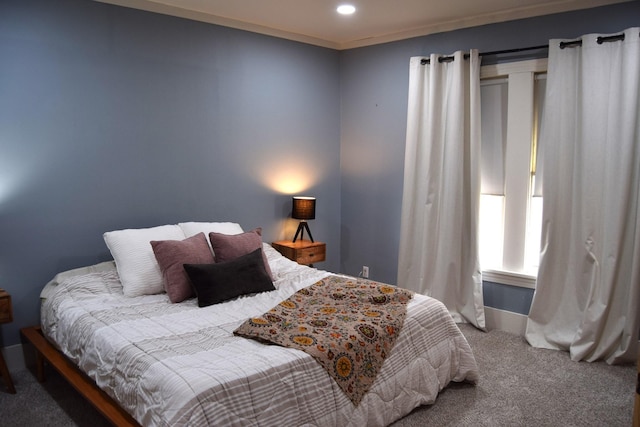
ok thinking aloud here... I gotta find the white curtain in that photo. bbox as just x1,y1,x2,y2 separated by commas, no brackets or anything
398,51,485,330
526,28,640,364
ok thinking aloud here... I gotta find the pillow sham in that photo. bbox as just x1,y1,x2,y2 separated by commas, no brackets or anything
184,248,275,307
103,224,186,297
151,233,214,303
208,228,274,280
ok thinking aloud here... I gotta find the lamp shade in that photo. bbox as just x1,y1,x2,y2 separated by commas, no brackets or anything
292,196,316,220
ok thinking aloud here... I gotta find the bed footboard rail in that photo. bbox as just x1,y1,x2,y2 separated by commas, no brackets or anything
20,326,140,427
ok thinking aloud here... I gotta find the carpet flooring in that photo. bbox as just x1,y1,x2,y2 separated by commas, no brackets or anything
0,324,635,426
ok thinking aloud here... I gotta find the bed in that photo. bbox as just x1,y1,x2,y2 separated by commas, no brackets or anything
29,222,479,427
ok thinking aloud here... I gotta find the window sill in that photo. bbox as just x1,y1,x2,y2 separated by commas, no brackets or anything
482,269,536,289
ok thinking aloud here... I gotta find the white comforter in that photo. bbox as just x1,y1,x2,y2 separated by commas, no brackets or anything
41,244,479,427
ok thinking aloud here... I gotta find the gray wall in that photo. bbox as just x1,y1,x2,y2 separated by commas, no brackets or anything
0,0,341,347
339,2,640,309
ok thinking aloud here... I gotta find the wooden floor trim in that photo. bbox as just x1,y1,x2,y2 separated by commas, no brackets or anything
20,326,140,427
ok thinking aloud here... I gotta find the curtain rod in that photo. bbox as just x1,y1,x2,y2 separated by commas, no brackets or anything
421,31,635,64
420,44,548,65
559,33,627,49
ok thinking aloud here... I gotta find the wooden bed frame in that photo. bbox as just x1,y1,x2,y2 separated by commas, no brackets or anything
20,326,140,427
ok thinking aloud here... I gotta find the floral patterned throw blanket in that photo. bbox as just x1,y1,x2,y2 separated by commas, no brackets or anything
234,275,414,405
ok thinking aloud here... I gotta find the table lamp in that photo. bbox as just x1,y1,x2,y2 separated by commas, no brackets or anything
292,196,316,242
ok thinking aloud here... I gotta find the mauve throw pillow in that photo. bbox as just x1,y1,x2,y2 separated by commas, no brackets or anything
184,248,275,307
208,228,274,279
151,232,214,303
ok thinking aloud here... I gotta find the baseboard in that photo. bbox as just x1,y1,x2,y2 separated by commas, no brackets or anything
484,306,528,336
1,344,26,373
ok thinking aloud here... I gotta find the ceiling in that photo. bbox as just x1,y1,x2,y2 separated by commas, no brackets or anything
96,0,630,50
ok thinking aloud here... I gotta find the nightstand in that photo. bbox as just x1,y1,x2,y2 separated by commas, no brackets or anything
0,289,16,393
272,240,326,266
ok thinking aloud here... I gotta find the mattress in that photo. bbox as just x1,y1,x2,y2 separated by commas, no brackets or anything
40,244,479,426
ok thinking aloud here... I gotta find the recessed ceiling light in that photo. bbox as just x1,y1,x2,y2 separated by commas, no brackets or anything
337,4,356,15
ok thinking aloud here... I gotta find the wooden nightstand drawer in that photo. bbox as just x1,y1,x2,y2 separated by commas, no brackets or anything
0,291,12,324
272,240,326,266
296,245,326,265
0,289,15,393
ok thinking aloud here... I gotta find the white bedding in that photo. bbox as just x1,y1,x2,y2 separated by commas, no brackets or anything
41,244,479,427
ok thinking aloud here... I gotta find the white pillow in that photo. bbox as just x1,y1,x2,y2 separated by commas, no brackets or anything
103,224,185,297
178,222,245,256
178,221,244,237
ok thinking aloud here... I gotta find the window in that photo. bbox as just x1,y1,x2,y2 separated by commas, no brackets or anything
479,59,547,287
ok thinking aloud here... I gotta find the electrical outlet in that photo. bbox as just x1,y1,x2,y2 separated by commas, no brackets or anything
362,266,369,278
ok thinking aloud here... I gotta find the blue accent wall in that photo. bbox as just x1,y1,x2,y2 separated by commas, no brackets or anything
483,282,534,316
1,0,639,347
0,0,341,346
